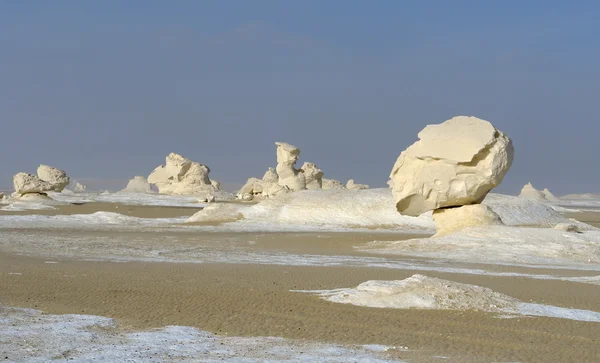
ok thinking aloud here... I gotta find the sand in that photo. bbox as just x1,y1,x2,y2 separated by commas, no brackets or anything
1,252,599,363
1,203,600,362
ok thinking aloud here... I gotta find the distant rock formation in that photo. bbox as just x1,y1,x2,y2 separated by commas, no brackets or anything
346,179,369,190
322,179,346,190
390,116,513,235
73,182,87,192
37,165,70,192
121,176,157,193
542,188,559,202
237,143,326,200
300,162,323,190
148,153,222,195
13,165,71,196
390,116,513,217
519,182,546,200
275,142,306,191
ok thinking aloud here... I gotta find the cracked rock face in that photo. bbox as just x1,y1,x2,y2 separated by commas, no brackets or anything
390,116,514,216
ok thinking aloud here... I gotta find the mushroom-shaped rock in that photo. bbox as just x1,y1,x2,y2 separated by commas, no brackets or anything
122,176,156,193
275,142,306,191
301,162,323,190
432,204,504,236
346,179,369,190
519,183,546,200
390,116,514,216
148,153,221,195
322,178,346,190
37,165,70,192
13,173,55,195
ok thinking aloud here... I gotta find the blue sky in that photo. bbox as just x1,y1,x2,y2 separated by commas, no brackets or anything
1,1,598,194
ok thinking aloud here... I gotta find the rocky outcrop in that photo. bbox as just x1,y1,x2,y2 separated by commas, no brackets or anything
322,179,346,190
432,204,504,236
275,142,306,191
519,182,546,200
390,116,513,217
148,153,221,195
121,176,156,193
37,165,70,192
346,179,369,190
301,162,323,190
237,143,329,200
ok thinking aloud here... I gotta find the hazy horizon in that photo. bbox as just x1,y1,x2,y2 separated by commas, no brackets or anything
1,1,599,195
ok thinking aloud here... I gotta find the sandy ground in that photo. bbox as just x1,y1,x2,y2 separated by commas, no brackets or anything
1,252,599,363
1,204,600,362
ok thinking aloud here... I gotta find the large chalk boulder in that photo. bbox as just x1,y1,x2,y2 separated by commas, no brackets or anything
390,116,514,216
148,153,221,195
13,173,55,195
122,176,156,193
432,204,504,236
275,142,306,191
37,165,70,192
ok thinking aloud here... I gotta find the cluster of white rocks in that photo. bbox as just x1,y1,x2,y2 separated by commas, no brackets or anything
147,153,222,197
237,142,368,201
12,165,70,199
389,116,514,236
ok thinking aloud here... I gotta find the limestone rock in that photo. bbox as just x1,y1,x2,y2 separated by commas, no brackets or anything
519,182,546,200
206,194,216,203
37,165,70,192
122,176,156,193
390,116,514,216
13,173,54,195
346,179,369,190
241,193,254,201
148,153,221,195
322,179,346,190
73,182,87,192
433,204,504,236
301,162,323,190
275,142,306,191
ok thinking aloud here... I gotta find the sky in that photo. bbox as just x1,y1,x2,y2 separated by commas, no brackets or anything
1,1,598,194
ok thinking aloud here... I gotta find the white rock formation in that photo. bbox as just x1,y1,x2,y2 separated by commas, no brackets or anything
237,167,285,199
73,182,87,192
542,188,559,202
148,153,221,195
121,176,156,193
300,162,323,190
37,165,70,192
432,204,504,236
275,142,306,191
390,116,514,216
346,179,369,190
519,182,546,200
322,179,346,190
13,173,55,195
